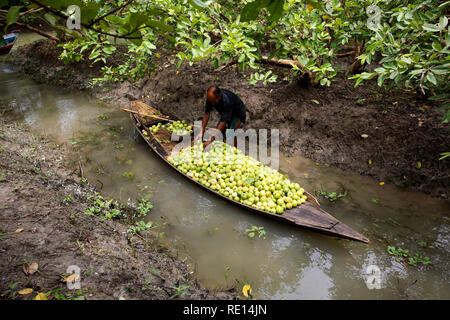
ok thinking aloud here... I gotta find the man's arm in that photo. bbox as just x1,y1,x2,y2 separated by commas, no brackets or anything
204,121,226,147
196,112,210,141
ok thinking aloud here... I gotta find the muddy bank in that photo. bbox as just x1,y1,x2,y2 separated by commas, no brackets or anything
9,39,450,199
0,117,234,300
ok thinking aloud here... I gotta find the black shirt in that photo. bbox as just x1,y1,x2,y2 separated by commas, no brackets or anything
205,89,246,124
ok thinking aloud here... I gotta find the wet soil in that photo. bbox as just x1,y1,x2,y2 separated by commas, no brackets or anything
9,39,450,199
0,117,234,300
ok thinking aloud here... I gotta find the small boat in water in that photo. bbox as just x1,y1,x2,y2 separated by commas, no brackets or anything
0,30,20,55
128,99,369,243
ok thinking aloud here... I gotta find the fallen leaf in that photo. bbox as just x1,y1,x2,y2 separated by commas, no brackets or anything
62,273,79,283
119,296,126,300
28,262,38,275
242,284,252,297
361,134,369,139
423,104,431,109
18,288,34,295
368,159,372,165
379,182,385,186
311,99,320,104
33,292,47,300
15,228,24,233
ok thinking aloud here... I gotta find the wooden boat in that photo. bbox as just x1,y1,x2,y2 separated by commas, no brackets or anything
0,30,20,55
128,100,369,243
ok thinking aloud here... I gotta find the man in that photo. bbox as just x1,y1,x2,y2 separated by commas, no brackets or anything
196,86,246,147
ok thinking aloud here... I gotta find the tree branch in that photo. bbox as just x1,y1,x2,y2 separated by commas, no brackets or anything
259,56,306,69
0,8,43,15
13,21,59,41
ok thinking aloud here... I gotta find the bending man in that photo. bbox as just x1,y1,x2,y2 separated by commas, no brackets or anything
196,86,247,147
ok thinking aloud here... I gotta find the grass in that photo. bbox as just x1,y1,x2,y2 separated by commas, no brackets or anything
169,284,191,299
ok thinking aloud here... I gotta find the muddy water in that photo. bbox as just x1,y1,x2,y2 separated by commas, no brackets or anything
1,62,449,299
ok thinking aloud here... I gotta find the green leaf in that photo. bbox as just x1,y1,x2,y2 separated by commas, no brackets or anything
6,6,21,28
360,72,376,80
241,0,271,22
103,45,116,55
377,74,385,87
44,13,57,26
422,23,442,32
267,0,285,22
439,16,448,29
426,72,437,85
442,110,450,124
188,0,219,16
429,93,450,101
432,42,443,52
145,20,173,32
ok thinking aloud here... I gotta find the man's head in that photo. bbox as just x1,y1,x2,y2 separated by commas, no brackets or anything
206,86,222,105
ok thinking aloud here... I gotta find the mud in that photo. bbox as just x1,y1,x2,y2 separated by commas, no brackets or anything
9,39,450,199
0,117,234,300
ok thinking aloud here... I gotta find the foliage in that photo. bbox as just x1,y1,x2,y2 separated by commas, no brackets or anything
245,226,266,239
136,198,153,217
1,1,448,117
127,220,154,235
387,245,433,266
315,190,347,202
2,282,19,298
249,70,278,85
85,192,122,219
439,152,450,160
63,194,73,205
46,288,86,300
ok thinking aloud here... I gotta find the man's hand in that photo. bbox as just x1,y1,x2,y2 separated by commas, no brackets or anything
203,139,213,148
195,131,203,142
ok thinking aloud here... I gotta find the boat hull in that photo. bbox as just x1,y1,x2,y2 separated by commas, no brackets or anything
129,100,369,243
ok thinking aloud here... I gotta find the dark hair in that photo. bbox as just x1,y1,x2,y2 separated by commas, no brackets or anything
208,86,221,98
